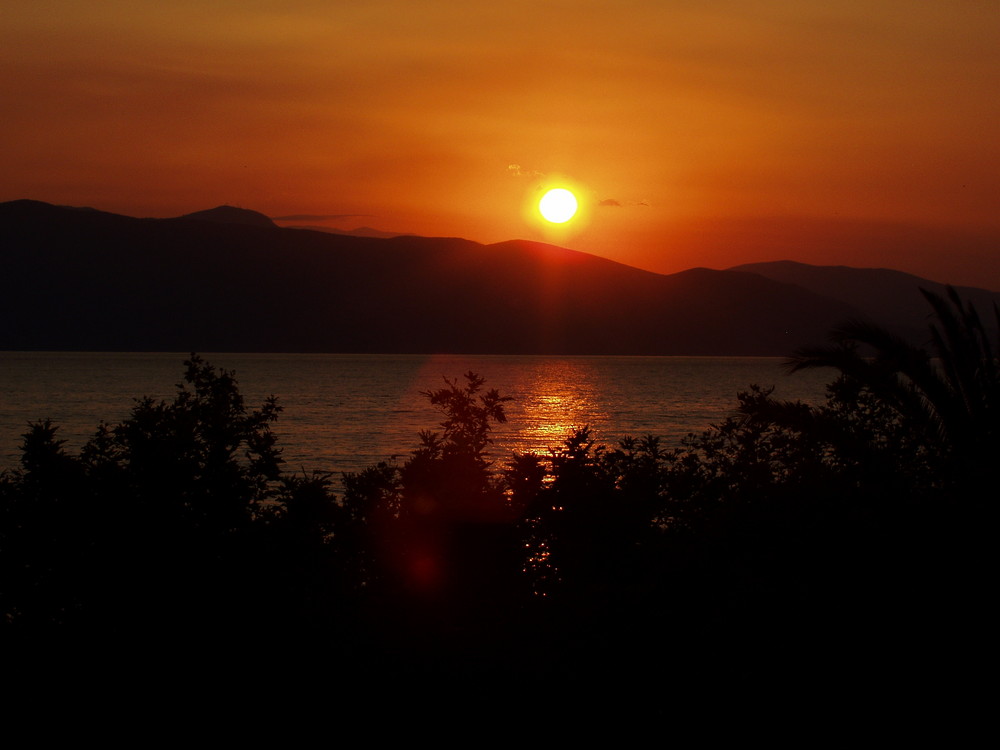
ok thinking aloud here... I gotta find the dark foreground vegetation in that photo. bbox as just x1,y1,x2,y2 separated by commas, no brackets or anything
1,289,993,703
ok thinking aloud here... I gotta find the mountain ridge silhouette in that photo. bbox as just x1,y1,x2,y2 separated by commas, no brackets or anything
3,200,994,354
178,205,276,228
729,260,1000,343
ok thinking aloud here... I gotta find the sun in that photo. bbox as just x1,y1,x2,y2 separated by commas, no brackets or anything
538,188,578,224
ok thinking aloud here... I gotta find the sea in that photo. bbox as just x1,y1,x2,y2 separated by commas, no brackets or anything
0,352,833,476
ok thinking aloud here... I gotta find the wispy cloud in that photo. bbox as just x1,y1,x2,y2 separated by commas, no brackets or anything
599,198,651,207
507,164,543,178
272,214,372,221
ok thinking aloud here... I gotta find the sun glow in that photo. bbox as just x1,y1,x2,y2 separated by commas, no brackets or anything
538,188,578,224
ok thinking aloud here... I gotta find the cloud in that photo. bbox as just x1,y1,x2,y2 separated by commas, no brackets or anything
507,163,543,178
598,198,652,207
272,214,372,221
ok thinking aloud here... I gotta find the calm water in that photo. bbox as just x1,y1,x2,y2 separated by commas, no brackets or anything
0,352,832,475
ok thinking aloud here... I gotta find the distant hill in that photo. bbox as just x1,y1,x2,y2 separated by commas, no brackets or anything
178,205,276,228
282,224,409,239
729,260,1000,343
3,198,983,355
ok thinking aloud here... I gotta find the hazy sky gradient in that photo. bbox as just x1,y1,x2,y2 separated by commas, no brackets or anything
3,1,998,285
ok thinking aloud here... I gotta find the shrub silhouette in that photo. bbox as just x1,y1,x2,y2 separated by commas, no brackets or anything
0,355,346,633
1,287,991,688
342,372,520,642
782,287,999,500
0,421,88,626
93,354,284,534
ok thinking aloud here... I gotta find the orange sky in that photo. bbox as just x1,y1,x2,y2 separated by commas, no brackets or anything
3,1,998,287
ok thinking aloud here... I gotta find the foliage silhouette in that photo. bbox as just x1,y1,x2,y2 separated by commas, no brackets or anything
2,287,992,691
0,355,349,634
399,372,511,521
748,285,1000,500
514,428,666,602
0,420,88,626
341,372,520,646
96,354,284,534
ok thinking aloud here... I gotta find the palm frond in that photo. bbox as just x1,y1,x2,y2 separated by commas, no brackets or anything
789,319,949,448
921,287,1000,445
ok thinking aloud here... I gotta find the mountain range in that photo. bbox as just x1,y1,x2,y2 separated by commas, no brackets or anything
2,199,995,355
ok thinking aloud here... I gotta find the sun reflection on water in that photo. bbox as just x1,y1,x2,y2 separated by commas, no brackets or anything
0,353,832,476
502,360,609,460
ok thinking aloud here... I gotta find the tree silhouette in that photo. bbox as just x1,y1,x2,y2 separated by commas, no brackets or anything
341,371,518,633
103,354,284,529
2,296,990,690
0,355,351,633
782,286,999,498
397,372,510,524
0,421,89,626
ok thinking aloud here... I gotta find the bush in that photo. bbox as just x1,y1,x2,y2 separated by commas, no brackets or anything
0,355,345,632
